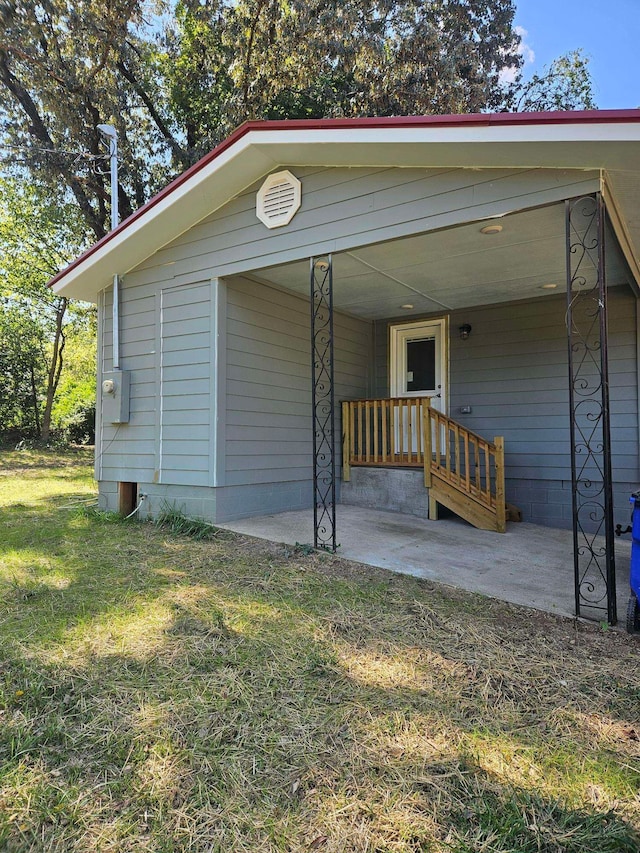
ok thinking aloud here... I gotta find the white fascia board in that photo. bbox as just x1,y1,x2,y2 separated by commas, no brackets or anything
250,121,640,148
249,124,640,171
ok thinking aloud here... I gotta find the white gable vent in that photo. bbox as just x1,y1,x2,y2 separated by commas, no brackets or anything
256,170,301,229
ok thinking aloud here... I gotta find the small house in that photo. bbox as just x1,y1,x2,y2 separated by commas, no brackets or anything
50,110,640,622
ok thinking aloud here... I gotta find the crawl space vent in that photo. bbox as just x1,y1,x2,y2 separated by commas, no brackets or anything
256,170,301,229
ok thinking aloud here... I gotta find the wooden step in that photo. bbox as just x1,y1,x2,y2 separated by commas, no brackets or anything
429,475,506,533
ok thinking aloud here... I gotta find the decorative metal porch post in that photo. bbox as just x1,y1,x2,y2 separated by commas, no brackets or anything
565,193,616,624
310,255,336,551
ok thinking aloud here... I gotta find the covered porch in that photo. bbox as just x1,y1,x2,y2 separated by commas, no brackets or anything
218,505,632,623
246,190,637,625
49,111,640,628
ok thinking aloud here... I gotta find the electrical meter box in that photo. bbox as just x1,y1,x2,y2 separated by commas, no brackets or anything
101,370,130,424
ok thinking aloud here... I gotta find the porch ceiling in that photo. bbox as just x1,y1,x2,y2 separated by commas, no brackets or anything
250,201,631,320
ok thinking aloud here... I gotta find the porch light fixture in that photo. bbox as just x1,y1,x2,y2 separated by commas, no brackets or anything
480,224,503,235
459,323,472,340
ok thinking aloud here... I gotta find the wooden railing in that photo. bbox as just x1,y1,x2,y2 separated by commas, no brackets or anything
422,407,506,533
341,397,506,533
341,397,432,480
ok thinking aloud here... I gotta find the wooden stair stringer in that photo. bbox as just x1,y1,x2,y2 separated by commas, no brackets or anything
429,473,506,533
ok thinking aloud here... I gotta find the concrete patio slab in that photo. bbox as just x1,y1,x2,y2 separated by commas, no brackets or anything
219,506,632,622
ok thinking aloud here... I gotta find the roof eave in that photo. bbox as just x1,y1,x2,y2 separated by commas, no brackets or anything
49,110,640,302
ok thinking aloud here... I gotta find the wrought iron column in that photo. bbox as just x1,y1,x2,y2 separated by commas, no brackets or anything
566,193,616,623
310,255,336,551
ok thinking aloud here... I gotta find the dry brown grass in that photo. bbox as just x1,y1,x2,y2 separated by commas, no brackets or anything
0,449,639,851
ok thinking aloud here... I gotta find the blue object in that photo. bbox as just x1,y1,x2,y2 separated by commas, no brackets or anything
626,494,640,632
630,493,640,602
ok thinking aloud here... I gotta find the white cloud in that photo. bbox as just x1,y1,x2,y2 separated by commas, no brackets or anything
499,65,519,84
515,26,535,65
499,25,535,84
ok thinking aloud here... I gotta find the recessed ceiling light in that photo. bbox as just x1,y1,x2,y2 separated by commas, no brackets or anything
480,224,503,235
400,304,414,310
541,283,558,290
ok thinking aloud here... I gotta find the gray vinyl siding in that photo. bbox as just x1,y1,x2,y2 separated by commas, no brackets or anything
99,285,157,484
373,286,639,526
159,282,211,486
134,166,600,283
94,162,622,529
448,288,637,486
225,275,372,489
97,273,214,487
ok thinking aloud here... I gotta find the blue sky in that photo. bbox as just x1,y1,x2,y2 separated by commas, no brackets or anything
512,0,639,109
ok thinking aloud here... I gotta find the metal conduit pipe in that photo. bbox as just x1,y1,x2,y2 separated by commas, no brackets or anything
97,124,120,368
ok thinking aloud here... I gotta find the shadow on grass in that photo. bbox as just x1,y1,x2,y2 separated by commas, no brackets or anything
0,484,639,850
0,490,96,521
431,758,639,853
0,507,182,651
0,448,94,471
1,600,638,851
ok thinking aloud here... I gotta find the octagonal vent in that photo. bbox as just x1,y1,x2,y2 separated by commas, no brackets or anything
256,170,301,229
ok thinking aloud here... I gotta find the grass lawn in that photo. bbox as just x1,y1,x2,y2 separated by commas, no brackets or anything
0,449,639,852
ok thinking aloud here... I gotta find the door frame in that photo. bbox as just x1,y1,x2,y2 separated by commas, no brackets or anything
389,317,449,413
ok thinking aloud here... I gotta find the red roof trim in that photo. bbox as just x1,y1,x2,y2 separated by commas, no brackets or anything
48,108,640,290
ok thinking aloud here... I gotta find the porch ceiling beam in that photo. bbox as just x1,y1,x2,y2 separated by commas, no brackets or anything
345,251,453,311
601,176,640,296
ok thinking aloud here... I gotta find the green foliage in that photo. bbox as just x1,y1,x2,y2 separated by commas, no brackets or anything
50,320,97,443
0,1,598,244
167,0,236,154
0,177,94,441
510,49,596,113
0,178,85,291
154,504,225,540
165,0,524,156
0,0,181,238
0,300,43,435
450,783,640,852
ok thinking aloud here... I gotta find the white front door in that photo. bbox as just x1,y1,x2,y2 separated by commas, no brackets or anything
390,318,447,413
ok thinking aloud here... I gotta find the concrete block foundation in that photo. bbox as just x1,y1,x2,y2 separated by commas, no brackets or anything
340,467,429,518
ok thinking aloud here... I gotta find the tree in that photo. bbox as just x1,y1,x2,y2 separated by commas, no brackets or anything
1,0,524,236
50,316,97,443
508,50,596,113
0,177,92,441
0,1,597,245
0,301,44,437
166,0,524,153
0,0,191,240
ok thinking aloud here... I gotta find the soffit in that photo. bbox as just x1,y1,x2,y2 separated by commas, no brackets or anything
250,202,631,319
